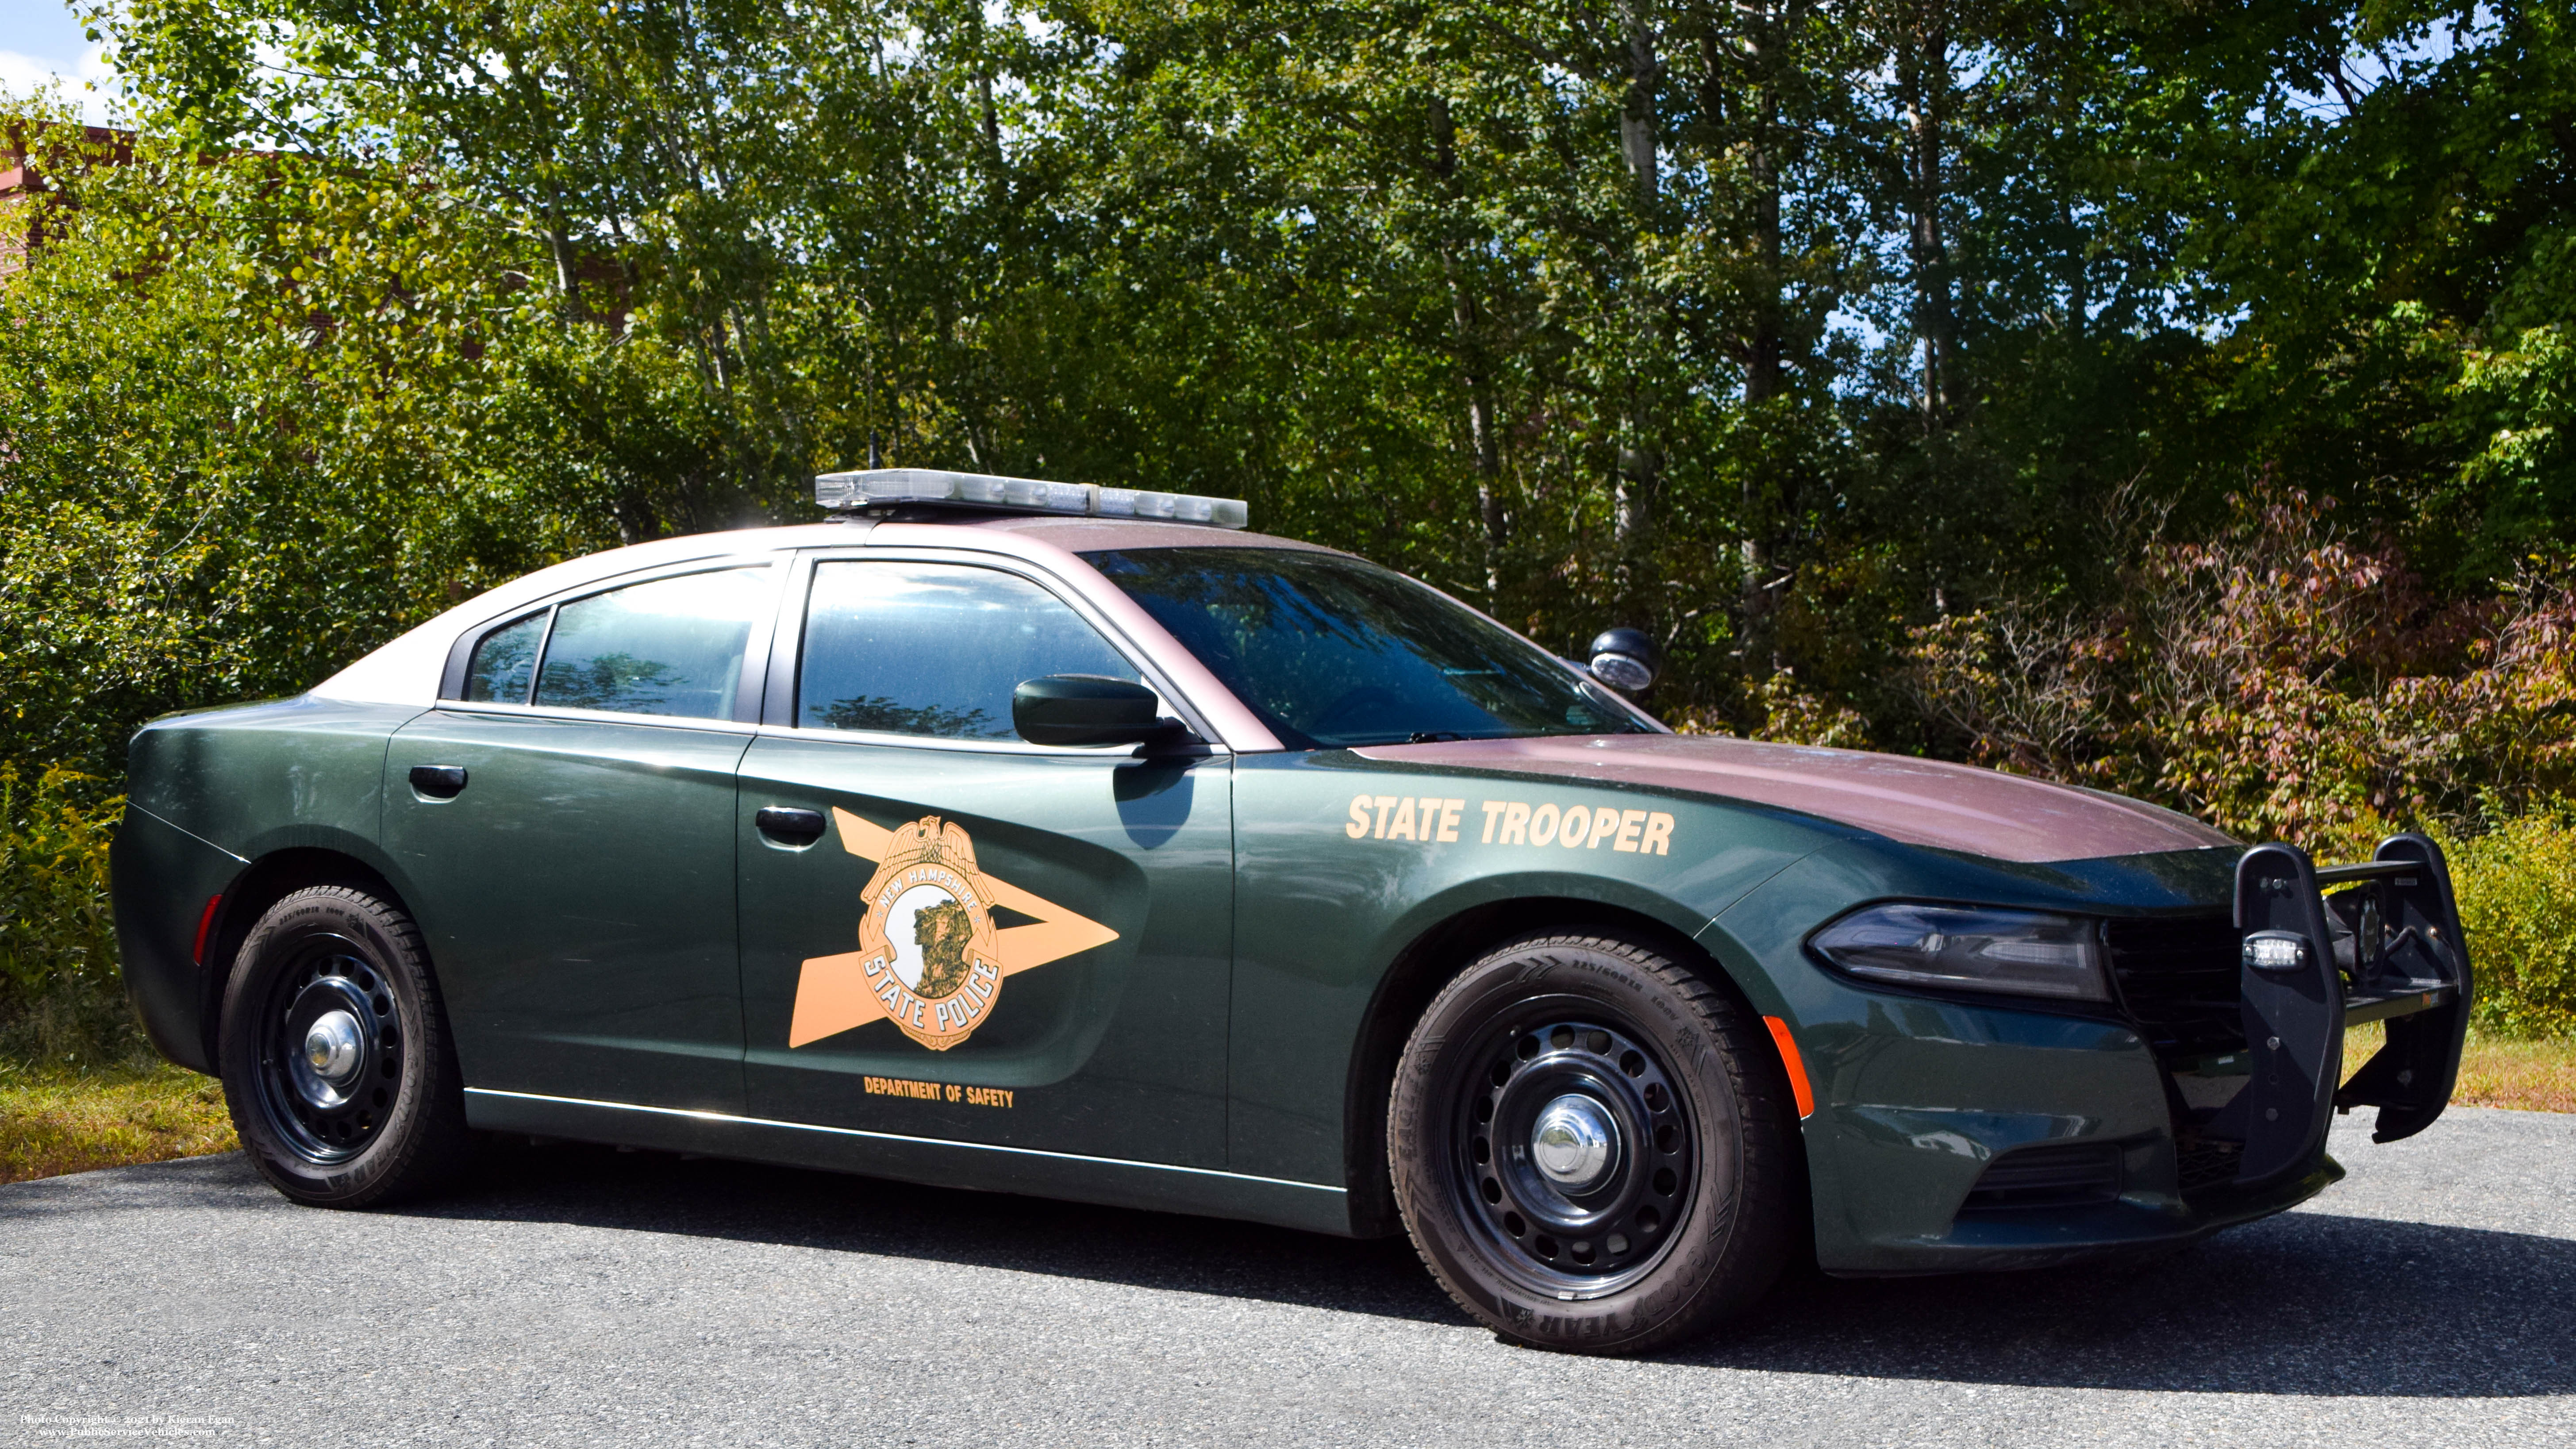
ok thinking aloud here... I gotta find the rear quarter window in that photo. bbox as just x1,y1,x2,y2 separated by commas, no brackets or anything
532,568,770,720
463,611,546,704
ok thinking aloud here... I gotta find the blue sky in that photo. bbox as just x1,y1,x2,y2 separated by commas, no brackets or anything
1,0,113,120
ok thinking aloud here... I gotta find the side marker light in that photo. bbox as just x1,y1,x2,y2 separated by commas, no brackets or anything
1764,1015,1816,1119
191,894,223,966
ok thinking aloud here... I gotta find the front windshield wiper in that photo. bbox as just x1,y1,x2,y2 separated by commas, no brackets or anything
1330,729,1488,748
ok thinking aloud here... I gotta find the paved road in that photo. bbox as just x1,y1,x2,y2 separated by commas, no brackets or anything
4,1107,2571,1448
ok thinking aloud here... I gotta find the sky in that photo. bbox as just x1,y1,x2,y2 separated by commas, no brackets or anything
0,0,115,123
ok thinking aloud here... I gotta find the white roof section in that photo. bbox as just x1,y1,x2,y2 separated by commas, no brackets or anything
304,516,1307,752
311,526,827,709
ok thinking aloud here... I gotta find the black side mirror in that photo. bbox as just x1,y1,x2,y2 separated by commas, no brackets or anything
1013,675,1183,747
1587,627,1660,694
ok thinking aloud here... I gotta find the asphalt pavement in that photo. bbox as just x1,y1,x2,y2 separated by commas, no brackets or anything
4,1106,2572,1447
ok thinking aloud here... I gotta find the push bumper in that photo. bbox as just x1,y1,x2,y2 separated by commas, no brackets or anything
2227,831,2473,1179
1908,832,2472,1269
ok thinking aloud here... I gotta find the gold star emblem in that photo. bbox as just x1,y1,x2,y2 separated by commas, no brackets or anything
788,809,1118,1051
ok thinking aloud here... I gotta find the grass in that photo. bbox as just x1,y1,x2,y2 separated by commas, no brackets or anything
2448,1036,2576,1113
2341,1021,2576,1113
0,1057,237,1185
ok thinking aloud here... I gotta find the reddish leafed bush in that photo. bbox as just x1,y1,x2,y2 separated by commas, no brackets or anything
1910,490,2576,859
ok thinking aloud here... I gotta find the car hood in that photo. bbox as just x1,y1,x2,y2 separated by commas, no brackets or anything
1348,734,2235,865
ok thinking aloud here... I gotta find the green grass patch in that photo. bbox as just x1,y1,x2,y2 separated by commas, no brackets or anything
2342,1020,2576,1114
0,1057,236,1185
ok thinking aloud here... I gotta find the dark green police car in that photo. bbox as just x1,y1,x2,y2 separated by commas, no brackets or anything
113,469,2474,1354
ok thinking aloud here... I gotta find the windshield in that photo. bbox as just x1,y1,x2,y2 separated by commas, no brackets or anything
1081,547,1651,749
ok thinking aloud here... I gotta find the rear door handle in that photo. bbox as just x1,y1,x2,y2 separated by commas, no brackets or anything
408,765,468,799
756,806,828,848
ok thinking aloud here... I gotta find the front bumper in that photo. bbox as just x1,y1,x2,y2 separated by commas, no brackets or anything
1730,834,2473,1275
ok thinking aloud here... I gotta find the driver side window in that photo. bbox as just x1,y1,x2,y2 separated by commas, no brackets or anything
798,561,1141,741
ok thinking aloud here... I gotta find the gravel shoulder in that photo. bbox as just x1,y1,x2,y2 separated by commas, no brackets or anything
4,1108,2572,1447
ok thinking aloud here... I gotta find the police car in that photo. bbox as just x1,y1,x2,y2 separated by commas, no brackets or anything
111,469,2473,1354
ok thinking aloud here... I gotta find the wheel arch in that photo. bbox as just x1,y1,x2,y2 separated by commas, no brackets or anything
196,848,419,1067
1339,896,1799,1238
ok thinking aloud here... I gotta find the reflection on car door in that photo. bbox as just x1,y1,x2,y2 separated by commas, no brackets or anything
735,554,1234,1168
384,564,775,1113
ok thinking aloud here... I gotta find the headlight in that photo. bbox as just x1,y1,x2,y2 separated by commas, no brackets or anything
1809,904,2109,1002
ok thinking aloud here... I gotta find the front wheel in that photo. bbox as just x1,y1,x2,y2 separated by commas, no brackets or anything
216,885,471,1207
1389,931,1799,1354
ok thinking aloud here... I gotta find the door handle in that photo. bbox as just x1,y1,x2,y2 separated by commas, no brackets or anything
756,806,828,848
408,765,468,800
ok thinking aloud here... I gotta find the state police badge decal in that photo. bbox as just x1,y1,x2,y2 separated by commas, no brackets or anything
857,817,1003,1050
787,809,1120,1052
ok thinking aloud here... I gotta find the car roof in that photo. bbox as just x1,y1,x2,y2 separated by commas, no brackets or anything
308,512,1343,719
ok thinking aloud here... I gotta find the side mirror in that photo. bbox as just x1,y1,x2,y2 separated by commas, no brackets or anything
1587,627,1660,694
1013,675,1183,747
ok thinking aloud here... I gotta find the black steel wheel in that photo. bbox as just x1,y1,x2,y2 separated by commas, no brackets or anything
217,885,470,1207
1453,1012,1696,1292
1390,930,1798,1354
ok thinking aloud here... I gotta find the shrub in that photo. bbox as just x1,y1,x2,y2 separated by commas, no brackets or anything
2444,809,2576,1039
1909,488,2576,860
1672,669,1876,750
0,768,139,1067
1908,491,2576,1037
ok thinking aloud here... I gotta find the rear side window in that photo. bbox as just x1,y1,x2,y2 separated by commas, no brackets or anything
523,567,769,720
464,611,546,703
799,561,1139,740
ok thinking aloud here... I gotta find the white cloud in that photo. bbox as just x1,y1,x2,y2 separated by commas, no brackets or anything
0,37,118,125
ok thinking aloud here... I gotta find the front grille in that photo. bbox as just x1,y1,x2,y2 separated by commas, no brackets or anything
2175,1137,2244,1193
2104,915,2245,1057
1960,1141,2123,1212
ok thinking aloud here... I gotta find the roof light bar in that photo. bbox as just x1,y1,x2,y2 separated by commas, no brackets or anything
814,468,1250,529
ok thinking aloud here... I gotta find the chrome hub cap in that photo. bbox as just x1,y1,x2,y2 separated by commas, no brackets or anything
1530,1094,1618,1191
304,1010,362,1087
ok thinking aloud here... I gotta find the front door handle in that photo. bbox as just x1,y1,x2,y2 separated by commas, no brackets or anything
756,806,828,848
408,765,468,800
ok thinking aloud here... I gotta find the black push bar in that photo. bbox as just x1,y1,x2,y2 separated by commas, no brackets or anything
2220,833,2473,1188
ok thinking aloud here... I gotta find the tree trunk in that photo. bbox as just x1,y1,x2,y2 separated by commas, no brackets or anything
1901,2,1953,433
1612,0,1665,617
1430,95,1509,600
1721,1,1794,677
1452,278,1507,600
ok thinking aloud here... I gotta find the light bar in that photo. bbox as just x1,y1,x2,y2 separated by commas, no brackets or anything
814,468,1250,529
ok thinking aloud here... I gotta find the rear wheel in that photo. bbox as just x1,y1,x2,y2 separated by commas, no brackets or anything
1389,930,1797,1353
217,885,470,1207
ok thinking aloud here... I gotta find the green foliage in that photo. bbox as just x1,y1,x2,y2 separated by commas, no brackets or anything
4,0,2576,1049
2,0,2565,740
0,114,616,777
0,769,133,1066
2445,808,2576,1039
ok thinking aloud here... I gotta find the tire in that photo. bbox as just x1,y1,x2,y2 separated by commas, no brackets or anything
216,885,471,1207
1389,930,1798,1354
